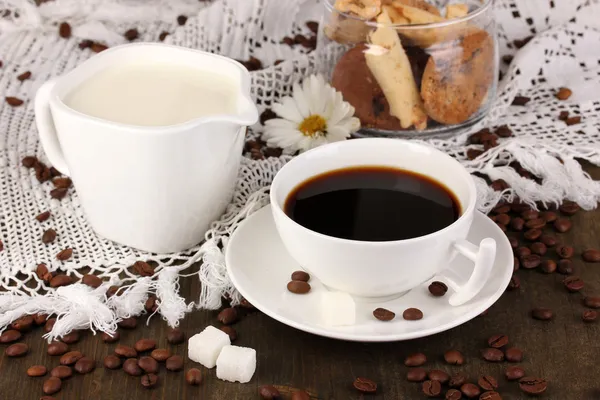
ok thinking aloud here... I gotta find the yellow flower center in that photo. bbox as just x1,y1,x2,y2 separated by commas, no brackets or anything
298,114,327,137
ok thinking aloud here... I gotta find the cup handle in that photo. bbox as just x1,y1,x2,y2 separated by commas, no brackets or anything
441,238,496,306
35,79,70,176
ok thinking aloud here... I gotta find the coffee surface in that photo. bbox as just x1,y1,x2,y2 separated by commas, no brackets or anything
284,166,460,241
64,62,237,126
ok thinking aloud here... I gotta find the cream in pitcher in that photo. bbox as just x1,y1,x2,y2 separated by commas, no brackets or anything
35,43,259,253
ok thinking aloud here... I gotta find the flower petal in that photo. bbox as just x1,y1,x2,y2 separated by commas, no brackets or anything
292,82,310,118
272,97,304,123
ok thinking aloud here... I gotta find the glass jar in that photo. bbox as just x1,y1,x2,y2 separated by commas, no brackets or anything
318,0,498,138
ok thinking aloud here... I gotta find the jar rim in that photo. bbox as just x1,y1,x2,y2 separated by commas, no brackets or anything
323,0,493,30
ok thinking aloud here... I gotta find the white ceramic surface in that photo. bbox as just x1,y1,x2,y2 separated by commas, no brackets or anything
34,43,258,253
270,139,496,305
226,205,512,342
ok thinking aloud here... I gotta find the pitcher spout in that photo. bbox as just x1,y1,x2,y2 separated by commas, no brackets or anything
226,94,259,127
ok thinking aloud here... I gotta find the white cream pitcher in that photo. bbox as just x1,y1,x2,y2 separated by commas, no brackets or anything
35,43,259,253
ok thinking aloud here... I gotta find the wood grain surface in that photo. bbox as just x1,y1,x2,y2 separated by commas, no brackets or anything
1,166,600,400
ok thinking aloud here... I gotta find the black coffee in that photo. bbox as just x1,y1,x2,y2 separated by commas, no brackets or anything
284,166,460,241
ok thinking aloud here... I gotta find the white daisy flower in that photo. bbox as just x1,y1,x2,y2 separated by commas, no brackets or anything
262,74,361,154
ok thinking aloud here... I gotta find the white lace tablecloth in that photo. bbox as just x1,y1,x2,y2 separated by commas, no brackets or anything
0,0,599,340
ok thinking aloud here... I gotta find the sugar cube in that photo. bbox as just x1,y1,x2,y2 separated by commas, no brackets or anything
188,325,230,368
321,291,356,326
216,345,257,383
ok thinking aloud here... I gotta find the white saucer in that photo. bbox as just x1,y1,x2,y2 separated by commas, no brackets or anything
226,205,512,342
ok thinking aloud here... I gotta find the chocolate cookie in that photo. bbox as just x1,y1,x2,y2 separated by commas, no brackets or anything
420,28,494,125
332,44,429,130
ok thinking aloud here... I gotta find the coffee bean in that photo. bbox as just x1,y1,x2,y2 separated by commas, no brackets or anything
106,285,121,298
138,356,158,373
104,355,122,369
291,270,310,282
73,357,96,374
35,211,51,224
50,187,68,200
487,334,508,348
150,348,171,362
134,338,156,353
101,330,120,343
373,308,395,321
520,254,541,269
531,307,553,320
118,316,137,329
404,352,426,367
218,307,239,325
493,204,511,214
407,367,427,382
78,39,93,49
566,115,582,125
353,377,377,393
291,391,310,400
428,370,450,384
556,245,574,259
540,259,557,274
5,342,28,357
429,281,448,296
444,350,464,365
523,228,542,241
521,210,538,220
36,263,49,280
166,355,184,371
403,308,423,320
556,87,572,100
481,348,504,362
505,365,525,380
115,345,137,358
554,218,572,233
183,368,203,386
519,377,547,395
477,375,498,391
490,179,508,191
512,96,530,106
145,295,157,313
259,385,281,399
141,373,159,388
133,261,154,276
82,274,102,288
495,223,507,232
44,318,56,333
167,327,185,344
27,365,47,377
50,274,73,288
12,315,34,331
57,21,72,38
42,230,56,245
515,247,531,258
43,377,62,395
584,296,600,309
480,391,502,400
22,156,38,168
287,281,311,294
56,248,73,261
52,177,71,189
495,213,510,225
61,330,80,344
582,249,600,263
445,388,462,400
36,163,52,183
449,373,467,388
559,201,579,215
563,276,584,292
60,350,83,365
460,383,481,398
123,358,142,376
525,217,545,229
530,242,547,256
51,365,72,379
540,211,558,223
510,217,524,231
124,28,138,41
513,257,520,271
240,298,255,309
158,31,169,41
220,326,237,342
177,15,188,25
0,329,21,343
47,341,69,356
558,259,574,275
467,149,483,160
508,237,518,249
508,275,521,290
505,347,523,362
6,96,24,106
422,380,442,397
583,310,598,322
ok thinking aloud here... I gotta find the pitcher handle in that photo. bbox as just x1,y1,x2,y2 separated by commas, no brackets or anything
35,79,70,176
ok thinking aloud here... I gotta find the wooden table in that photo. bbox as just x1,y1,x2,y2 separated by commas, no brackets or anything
2,166,600,400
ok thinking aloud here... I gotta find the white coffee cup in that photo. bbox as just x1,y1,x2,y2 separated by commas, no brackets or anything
35,43,258,253
270,138,496,306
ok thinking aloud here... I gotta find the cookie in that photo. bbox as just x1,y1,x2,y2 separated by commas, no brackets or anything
420,28,494,125
388,0,441,16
